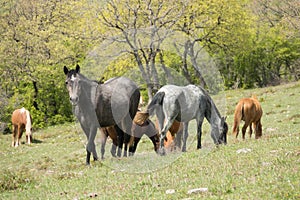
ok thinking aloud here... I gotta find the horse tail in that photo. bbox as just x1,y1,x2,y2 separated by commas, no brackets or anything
147,92,165,114
232,101,244,136
133,92,165,125
128,135,135,147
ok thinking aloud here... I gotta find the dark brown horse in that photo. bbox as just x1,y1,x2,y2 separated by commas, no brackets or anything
11,107,32,147
99,112,160,159
232,97,263,139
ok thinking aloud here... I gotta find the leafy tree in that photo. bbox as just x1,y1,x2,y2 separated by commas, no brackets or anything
0,0,102,128
96,0,187,100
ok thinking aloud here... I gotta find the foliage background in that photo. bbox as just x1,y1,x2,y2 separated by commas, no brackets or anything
0,0,299,129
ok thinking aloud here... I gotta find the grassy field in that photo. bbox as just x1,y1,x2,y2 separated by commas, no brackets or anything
0,82,299,199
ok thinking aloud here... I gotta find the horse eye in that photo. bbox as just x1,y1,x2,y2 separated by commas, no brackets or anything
65,81,68,85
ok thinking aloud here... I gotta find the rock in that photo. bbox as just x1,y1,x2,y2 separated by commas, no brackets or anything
166,189,175,194
236,148,252,154
187,188,208,194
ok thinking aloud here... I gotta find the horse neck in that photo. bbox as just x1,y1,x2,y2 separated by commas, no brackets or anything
205,98,222,128
73,76,100,126
78,75,98,109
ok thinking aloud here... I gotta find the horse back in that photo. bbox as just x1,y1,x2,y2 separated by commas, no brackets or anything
158,85,203,122
95,76,140,127
237,98,262,122
12,109,27,126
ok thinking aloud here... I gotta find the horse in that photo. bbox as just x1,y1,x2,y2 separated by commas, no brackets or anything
11,107,32,147
140,84,228,155
99,112,160,159
232,97,263,139
64,64,140,165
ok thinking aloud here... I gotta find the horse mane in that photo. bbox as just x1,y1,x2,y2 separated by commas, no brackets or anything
198,87,222,122
25,109,32,131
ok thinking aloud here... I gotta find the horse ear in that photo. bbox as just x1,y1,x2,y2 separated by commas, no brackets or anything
63,66,68,75
76,64,80,73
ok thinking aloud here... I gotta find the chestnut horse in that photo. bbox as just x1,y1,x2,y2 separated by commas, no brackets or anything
232,97,263,139
156,120,183,152
11,107,32,147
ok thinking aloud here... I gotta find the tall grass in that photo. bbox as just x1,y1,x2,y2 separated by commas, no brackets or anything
0,82,299,199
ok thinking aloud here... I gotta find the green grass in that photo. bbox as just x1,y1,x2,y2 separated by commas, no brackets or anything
1,82,299,199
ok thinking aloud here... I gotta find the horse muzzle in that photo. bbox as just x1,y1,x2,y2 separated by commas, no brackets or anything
69,96,79,106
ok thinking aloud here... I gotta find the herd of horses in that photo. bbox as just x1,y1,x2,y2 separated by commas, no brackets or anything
10,64,263,165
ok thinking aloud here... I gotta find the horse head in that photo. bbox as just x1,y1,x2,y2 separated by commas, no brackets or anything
64,64,81,106
218,116,228,145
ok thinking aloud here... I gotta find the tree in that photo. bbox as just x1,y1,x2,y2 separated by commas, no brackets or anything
0,0,102,128
96,0,186,100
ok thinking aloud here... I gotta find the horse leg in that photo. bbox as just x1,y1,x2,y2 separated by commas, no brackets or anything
123,133,132,157
242,122,249,140
115,125,124,157
249,123,253,138
12,125,17,147
107,127,118,157
99,129,107,160
175,125,183,150
129,137,140,156
15,125,22,147
159,119,175,155
149,135,159,153
86,126,98,165
26,132,31,145
111,138,118,157
197,117,204,149
182,122,189,152
121,114,135,157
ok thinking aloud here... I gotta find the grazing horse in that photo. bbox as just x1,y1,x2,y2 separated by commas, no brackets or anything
11,107,32,147
140,84,228,155
99,112,160,159
64,64,140,165
232,97,263,139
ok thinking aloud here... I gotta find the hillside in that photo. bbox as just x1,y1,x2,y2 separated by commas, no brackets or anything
0,82,299,199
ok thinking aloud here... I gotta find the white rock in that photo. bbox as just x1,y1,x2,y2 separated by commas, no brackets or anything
166,189,176,194
187,188,208,194
236,148,252,154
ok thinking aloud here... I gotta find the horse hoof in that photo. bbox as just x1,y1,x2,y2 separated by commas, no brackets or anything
158,148,166,156
129,152,134,156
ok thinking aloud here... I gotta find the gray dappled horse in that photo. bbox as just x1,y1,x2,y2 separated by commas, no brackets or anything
145,84,228,155
64,64,140,165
